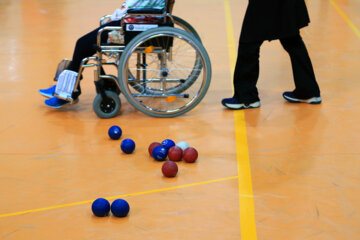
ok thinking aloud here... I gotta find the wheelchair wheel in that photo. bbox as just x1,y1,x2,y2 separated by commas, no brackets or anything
127,16,202,94
93,91,121,118
118,27,211,118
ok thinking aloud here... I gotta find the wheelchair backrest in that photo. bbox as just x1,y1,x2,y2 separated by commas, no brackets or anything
127,0,166,9
126,0,174,13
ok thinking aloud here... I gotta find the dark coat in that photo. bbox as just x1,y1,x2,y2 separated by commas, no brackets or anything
240,0,310,42
167,0,175,13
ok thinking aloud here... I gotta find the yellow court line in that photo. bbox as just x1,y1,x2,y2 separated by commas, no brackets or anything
0,176,238,218
330,0,360,39
224,0,258,239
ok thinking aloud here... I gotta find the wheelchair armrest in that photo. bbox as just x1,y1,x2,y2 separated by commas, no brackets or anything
100,15,113,26
96,26,123,47
126,8,165,14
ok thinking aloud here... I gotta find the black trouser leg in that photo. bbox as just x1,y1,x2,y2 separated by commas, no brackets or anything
67,20,121,72
233,41,263,104
66,20,121,99
280,35,320,98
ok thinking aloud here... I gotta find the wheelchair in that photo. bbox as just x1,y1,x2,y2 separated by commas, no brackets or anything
54,1,212,118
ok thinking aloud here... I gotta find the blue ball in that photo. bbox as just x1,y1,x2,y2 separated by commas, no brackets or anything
111,199,130,217
92,198,110,217
121,139,135,154
161,139,175,150
108,126,122,140
152,145,168,161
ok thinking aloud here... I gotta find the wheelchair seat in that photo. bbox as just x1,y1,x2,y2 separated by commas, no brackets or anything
127,8,165,14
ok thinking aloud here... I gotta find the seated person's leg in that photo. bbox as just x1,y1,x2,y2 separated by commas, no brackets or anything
40,20,121,108
68,20,121,73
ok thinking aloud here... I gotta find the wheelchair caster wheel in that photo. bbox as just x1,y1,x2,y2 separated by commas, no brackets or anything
93,91,121,118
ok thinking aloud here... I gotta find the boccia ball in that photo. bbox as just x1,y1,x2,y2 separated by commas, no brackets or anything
148,142,161,156
108,126,122,140
152,145,168,161
111,199,130,217
121,139,135,154
161,139,175,150
162,161,178,177
168,146,183,162
176,141,189,151
92,198,110,217
183,147,198,163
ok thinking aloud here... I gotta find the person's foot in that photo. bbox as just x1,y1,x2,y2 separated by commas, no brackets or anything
44,97,70,108
39,85,56,98
221,97,261,110
282,92,322,104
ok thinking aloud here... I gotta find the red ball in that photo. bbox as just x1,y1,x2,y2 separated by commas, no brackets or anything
161,161,178,178
183,147,198,163
148,142,161,156
168,146,183,162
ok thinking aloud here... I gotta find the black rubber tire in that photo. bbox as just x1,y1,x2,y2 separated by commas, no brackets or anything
93,91,121,118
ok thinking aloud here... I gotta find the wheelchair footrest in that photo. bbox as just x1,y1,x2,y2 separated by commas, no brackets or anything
53,93,79,105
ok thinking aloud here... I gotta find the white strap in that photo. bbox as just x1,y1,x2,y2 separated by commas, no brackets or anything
55,70,78,99
110,6,127,21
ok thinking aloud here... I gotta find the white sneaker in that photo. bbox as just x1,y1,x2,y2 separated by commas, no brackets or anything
221,97,261,110
283,92,322,104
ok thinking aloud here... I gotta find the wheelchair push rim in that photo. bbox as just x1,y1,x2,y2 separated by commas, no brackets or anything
118,27,211,118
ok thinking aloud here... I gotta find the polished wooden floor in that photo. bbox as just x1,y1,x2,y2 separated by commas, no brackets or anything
0,0,359,239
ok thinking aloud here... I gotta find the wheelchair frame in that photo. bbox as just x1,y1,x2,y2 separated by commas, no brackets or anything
55,3,211,118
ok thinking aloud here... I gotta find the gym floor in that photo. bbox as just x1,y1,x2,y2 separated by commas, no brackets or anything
0,0,359,239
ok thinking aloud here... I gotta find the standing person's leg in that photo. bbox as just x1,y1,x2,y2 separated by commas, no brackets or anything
280,35,321,104
233,41,263,103
222,41,262,109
